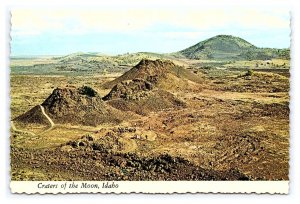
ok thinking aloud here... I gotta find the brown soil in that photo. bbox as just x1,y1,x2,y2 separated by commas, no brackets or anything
11,144,249,181
211,72,289,93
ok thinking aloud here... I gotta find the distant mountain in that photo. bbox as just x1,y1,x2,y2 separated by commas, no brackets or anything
177,35,290,60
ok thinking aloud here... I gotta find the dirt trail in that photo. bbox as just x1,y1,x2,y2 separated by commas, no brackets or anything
10,121,36,136
54,125,97,132
38,105,56,134
11,105,56,136
39,105,54,127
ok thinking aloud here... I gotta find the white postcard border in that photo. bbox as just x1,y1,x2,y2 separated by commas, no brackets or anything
10,181,289,194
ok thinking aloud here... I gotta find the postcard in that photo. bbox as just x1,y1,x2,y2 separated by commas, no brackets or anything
10,6,290,194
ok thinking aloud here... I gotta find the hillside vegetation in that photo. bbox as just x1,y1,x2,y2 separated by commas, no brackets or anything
178,35,290,60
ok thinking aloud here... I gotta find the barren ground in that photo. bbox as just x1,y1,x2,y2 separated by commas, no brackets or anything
10,64,289,181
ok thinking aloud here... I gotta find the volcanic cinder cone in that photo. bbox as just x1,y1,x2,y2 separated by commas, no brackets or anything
15,86,124,126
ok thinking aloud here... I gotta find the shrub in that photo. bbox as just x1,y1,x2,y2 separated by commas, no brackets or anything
78,86,98,97
245,69,254,77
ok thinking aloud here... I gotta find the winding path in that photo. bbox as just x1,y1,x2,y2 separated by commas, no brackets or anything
39,105,54,127
11,105,55,136
37,105,56,134
10,121,36,136
12,105,115,136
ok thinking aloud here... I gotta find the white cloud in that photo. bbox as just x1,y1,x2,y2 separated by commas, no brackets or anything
11,8,289,36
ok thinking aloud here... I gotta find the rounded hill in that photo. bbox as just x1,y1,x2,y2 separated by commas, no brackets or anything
103,78,185,115
15,86,125,126
179,35,256,60
102,59,202,89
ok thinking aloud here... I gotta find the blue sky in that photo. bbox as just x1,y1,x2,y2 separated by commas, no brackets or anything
11,8,290,56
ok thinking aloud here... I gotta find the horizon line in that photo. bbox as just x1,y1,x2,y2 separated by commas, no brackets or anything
10,34,291,57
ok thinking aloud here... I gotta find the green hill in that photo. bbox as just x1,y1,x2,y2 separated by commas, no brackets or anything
177,35,289,60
